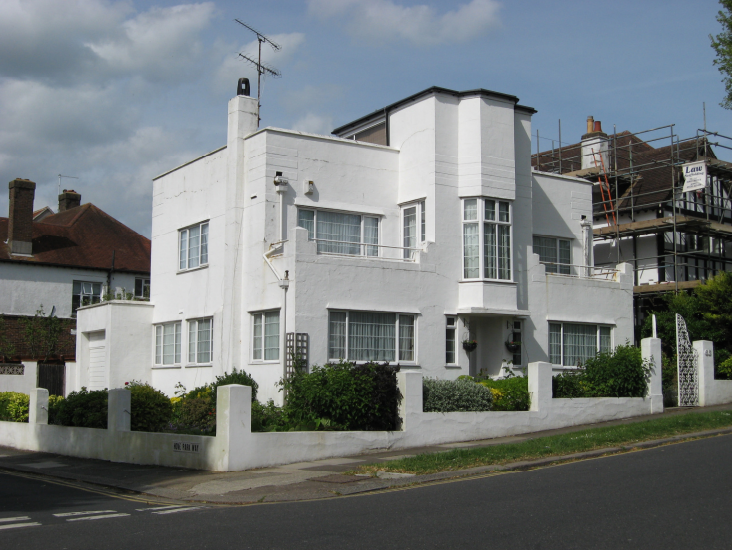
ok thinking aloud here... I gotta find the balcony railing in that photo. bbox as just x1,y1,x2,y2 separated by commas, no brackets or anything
541,262,619,281
311,238,422,261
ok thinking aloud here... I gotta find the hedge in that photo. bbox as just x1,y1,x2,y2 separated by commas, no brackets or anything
423,378,493,412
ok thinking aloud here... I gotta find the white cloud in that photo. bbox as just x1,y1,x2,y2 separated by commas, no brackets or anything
308,0,501,46
291,113,335,135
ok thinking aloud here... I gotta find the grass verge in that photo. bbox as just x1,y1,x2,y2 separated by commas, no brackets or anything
355,410,732,475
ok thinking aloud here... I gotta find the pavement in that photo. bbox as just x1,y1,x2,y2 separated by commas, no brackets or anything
2,403,732,506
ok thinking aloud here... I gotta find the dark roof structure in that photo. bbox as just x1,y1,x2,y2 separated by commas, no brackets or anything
0,203,150,273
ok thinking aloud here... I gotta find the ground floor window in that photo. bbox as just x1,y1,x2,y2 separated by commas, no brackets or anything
155,322,181,365
549,323,612,366
329,311,415,362
188,318,212,364
511,320,522,365
252,311,280,361
446,316,457,365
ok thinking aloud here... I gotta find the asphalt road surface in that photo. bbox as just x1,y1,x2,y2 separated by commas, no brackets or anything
2,434,732,549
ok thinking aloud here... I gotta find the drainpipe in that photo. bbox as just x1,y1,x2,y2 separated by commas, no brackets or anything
263,244,290,396
580,216,593,278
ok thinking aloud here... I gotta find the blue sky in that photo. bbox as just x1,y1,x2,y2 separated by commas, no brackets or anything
0,0,728,236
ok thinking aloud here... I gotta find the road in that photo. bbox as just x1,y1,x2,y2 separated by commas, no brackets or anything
2,434,732,549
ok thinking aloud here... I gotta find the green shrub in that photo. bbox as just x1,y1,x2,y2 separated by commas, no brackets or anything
54,388,108,428
662,354,678,407
126,381,173,432
423,378,493,412
479,376,530,411
211,369,258,402
553,344,651,398
281,361,402,431
48,394,64,424
717,356,732,381
251,399,288,432
0,392,29,422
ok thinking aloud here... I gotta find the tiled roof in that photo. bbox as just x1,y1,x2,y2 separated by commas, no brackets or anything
0,203,150,273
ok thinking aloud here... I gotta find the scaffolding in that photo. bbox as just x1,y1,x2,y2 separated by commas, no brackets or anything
532,124,732,335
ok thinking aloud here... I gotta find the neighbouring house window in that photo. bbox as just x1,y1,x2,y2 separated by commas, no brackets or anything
549,323,613,366
511,320,522,365
446,316,457,365
188,318,212,364
328,311,416,362
134,278,150,298
463,198,512,280
155,322,181,365
402,201,426,259
533,236,572,274
179,222,209,271
72,281,102,314
297,209,379,257
252,311,279,361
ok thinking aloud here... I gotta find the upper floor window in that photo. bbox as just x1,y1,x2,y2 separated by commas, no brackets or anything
179,222,208,271
549,322,612,367
328,310,415,363
463,198,511,280
534,236,571,274
155,322,181,366
72,281,102,314
188,318,212,364
134,277,150,298
402,200,426,259
297,209,379,257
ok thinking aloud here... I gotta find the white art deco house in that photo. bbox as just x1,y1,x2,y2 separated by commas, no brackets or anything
76,85,634,402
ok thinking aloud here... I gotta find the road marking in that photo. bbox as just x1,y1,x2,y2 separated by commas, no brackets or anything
136,505,186,512
151,507,202,515
54,510,116,517
0,516,31,523
0,522,41,530
66,513,130,522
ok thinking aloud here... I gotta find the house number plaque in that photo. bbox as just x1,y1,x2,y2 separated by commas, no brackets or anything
173,442,200,453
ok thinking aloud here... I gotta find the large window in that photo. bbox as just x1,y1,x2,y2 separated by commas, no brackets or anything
549,323,612,366
155,322,181,366
188,318,212,364
72,281,102,314
252,311,280,361
534,236,571,274
402,200,426,259
329,311,415,362
179,222,209,271
297,209,379,257
446,316,457,365
463,198,511,280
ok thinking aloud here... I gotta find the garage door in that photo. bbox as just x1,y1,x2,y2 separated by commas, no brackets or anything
87,331,107,391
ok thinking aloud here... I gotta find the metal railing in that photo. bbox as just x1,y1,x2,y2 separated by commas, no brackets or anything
311,238,423,261
541,262,619,281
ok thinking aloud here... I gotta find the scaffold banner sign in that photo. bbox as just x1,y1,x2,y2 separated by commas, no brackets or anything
682,161,707,192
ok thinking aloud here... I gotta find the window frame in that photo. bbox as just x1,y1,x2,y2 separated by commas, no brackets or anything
134,277,150,299
327,310,417,364
445,316,458,366
178,221,209,272
187,317,213,366
297,208,380,258
462,198,513,282
251,310,280,362
511,319,522,366
72,280,103,315
401,200,426,259
154,321,182,367
533,235,572,274
548,322,613,367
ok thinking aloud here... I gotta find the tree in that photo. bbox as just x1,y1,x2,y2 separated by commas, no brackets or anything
0,315,16,360
710,0,732,109
19,306,71,361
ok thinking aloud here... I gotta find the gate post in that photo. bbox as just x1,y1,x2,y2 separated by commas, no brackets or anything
642,338,664,413
694,340,714,407
29,388,49,425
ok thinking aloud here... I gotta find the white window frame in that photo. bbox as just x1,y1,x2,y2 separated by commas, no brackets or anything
187,318,213,366
533,235,572,274
154,322,182,366
297,208,380,257
462,198,513,281
251,311,280,362
401,200,426,259
72,280,103,314
446,316,458,366
548,322,613,367
327,310,417,364
134,277,150,298
179,221,209,271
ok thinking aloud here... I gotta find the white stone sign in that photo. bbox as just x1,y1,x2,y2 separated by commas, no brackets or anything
173,441,200,453
682,161,707,193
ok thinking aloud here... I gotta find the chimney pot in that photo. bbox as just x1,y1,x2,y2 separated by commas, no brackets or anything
8,178,36,255
587,116,594,134
58,189,81,212
594,121,603,133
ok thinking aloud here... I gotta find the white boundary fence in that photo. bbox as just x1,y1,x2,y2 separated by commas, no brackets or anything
1,338,731,472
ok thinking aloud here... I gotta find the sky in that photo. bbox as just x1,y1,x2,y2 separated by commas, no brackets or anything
0,0,728,237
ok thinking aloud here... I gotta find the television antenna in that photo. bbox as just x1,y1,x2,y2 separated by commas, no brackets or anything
234,19,282,126
57,174,78,196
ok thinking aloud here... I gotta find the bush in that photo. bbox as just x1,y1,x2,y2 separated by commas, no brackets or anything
479,376,530,411
281,361,402,431
423,378,493,412
251,399,287,432
48,394,64,424
717,356,732,381
54,388,108,428
553,344,651,398
127,381,173,432
0,392,29,422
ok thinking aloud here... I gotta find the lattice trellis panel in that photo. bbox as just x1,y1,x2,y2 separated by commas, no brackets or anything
676,314,699,407
0,363,24,375
285,332,309,378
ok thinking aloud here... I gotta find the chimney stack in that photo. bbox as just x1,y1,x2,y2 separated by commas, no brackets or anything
581,115,609,171
8,178,36,255
58,189,81,212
